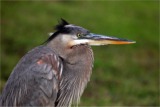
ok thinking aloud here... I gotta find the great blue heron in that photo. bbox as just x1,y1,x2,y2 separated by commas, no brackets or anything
0,19,135,106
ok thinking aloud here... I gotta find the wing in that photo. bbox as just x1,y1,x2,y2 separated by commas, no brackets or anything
0,46,63,106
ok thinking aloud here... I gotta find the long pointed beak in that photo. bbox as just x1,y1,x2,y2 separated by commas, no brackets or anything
71,33,136,46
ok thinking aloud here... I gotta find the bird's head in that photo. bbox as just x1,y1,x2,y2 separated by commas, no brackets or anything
47,19,135,49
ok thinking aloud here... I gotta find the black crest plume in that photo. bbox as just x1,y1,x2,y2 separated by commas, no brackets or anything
45,18,69,43
55,18,69,31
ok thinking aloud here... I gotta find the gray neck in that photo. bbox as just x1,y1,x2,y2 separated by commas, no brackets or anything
56,45,94,107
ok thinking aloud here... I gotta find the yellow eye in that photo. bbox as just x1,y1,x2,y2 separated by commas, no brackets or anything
77,33,83,38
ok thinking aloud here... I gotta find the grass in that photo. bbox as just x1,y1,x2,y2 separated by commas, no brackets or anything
1,1,159,106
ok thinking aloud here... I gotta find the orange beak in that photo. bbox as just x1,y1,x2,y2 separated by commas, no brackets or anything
80,33,136,46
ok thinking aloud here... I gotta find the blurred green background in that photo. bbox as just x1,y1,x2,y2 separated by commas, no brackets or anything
1,1,159,106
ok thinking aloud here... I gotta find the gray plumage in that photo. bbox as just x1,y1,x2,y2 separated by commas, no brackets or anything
1,44,93,106
0,19,135,107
